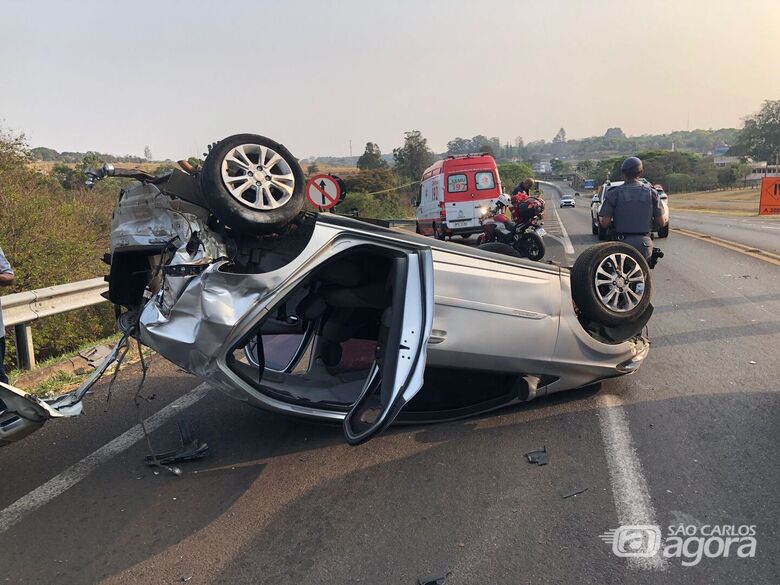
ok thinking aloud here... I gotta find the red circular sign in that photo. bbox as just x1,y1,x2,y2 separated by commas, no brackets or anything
305,174,342,210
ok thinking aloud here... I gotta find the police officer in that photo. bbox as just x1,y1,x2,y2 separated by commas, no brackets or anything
598,157,667,261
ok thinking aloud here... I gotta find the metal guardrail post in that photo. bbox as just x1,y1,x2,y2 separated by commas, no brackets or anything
14,323,35,370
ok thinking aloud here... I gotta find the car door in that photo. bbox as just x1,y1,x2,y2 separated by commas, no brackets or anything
342,248,434,445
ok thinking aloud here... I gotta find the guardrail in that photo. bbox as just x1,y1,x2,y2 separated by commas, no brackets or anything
1,278,108,370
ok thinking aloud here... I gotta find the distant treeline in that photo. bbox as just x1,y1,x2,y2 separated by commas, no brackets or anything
29,146,168,164
524,128,740,161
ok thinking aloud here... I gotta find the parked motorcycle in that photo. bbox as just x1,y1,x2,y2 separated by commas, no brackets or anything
477,196,546,261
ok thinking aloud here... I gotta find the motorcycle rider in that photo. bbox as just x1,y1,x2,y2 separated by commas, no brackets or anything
598,156,667,261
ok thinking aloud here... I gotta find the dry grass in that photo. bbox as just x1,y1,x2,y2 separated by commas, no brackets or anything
30,160,165,173
305,163,359,177
669,188,763,216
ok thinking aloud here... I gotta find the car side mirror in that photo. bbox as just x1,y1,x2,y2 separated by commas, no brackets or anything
410,198,418,207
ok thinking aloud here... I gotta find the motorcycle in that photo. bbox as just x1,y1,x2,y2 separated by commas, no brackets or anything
477,196,546,261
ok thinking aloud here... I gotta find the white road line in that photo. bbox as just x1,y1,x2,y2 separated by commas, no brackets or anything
598,393,668,571
550,204,576,255
0,383,210,535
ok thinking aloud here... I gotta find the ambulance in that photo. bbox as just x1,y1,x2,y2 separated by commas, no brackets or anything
414,154,502,239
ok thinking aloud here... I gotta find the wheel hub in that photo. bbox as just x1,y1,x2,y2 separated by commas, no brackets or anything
220,143,296,211
594,253,645,313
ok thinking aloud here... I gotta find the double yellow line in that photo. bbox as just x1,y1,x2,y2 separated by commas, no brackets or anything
673,227,780,267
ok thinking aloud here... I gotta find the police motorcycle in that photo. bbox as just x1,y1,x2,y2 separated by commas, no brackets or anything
477,193,546,261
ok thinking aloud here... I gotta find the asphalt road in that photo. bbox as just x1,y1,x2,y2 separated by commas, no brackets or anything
1,189,778,584
672,211,780,254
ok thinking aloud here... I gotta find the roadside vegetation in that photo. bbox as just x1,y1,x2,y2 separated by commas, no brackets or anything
667,188,764,216
0,129,119,373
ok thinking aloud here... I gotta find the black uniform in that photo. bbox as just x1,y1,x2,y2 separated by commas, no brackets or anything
598,179,663,260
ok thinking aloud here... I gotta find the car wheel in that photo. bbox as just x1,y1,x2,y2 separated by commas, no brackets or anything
415,221,422,234
200,133,305,235
657,224,669,238
571,242,652,328
597,226,608,241
591,222,599,235
518,232,545,261
477,242,522,257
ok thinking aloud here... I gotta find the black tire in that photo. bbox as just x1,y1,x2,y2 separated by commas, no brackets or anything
570,242,652,328
477,242,522,257
415,221,421,234
657,224,669,238
597,226,608,241
517,232,545,261
591,221,599,236
200,133,305,235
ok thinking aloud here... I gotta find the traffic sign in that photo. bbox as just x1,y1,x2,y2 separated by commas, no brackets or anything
306,174,342,210
758,177,780,216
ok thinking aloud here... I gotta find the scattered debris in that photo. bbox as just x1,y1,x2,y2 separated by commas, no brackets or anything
417,571,451,585
144,421,208,467
562,487,588,499
749,360,757,365
79,344,113,367
526,446,548,466
180,576,192,582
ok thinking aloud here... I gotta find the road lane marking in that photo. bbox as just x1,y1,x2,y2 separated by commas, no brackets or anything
536,180,576,257
598,393,667,571
550,204,576,255
673,227,780,266
0,383,210,535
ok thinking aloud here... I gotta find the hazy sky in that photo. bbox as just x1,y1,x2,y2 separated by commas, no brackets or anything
2,0,778,160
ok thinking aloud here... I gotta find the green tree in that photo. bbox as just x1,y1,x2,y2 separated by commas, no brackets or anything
497,162,534,192
0,128,117,369
393,130,434,182
446,137,471,155
664,173,694,193
306,161,320,176
576,159,595,176
732,99,780,163
550,158,571,174
356,142,389,170
345,169,397,194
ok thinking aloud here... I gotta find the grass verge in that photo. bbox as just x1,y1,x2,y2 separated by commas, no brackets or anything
668,188,762,215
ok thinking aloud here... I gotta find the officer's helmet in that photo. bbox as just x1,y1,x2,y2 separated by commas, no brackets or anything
621,157,643,178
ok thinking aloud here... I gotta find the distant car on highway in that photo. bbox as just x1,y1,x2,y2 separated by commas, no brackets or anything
560,195,575,208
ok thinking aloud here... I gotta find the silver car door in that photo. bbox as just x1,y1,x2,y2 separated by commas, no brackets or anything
342,248,434,445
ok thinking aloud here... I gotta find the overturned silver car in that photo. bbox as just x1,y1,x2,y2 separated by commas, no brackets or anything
1,134,653,446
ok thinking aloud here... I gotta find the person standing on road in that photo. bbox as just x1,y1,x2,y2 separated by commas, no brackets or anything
598,157,667,261
0,246,15,384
